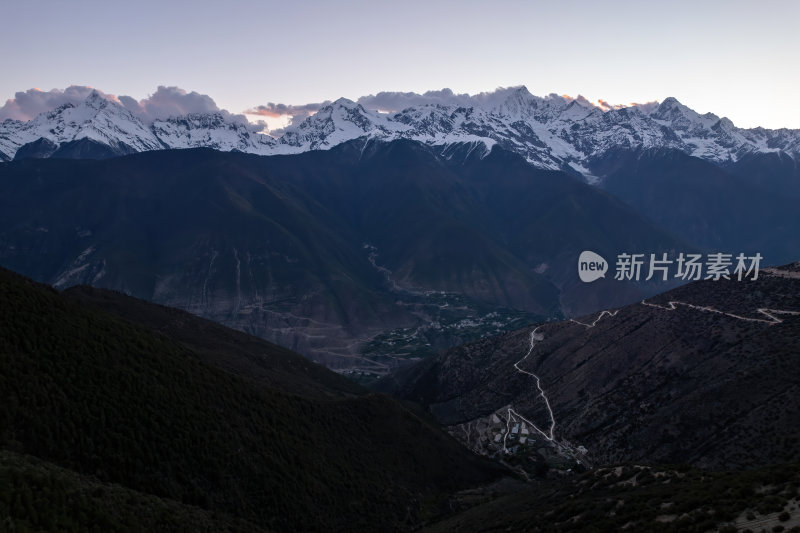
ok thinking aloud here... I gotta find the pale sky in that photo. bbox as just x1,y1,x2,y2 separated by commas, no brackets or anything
3,0,799,129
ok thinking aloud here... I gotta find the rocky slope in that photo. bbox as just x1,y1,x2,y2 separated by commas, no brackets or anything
382,262,800,471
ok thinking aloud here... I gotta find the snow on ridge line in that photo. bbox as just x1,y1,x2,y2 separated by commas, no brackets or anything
1,89,799,176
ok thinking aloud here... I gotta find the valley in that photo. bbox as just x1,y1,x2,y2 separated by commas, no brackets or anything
1,86,799,533
3,2,800,530
3,261,800,532
0,142,687,370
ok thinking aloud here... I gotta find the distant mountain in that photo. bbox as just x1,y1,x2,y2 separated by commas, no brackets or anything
594,147,800,265
2,88,798,183
151,112,277,153
0,91,163,160
381,262,800,472
0,267,501,532
0,90,276,161
0,141,685,370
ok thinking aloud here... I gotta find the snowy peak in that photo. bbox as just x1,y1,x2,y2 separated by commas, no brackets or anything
276,90,800,171
490,88,578,124
654,96,681,111
557,100,602,122
277,98,405,151
652,96,720,130
0,93,163,159
310,98,375,128
648,96,756,160
330,97,362,109
153,112,276,154
1,88,799,178
491,85,539,119
0,93,276,160
84,89,106,107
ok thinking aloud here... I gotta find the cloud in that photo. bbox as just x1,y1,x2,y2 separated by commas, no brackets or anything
355,87,536,111
245,86,657,134
129,87,259,129
355,88,659,116
243,88,536,127
595,99,618,111
629,100,660,114
355,86,550,112
243,101,331,130
117,95,142,115
0,86,117,121
244,101,329,118
1,84,662,134
356,88,469,111
126,86,222,121
245,87,540,132
0,85,257,128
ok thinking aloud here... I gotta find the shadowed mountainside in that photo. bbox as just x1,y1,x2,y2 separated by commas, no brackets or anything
0,140,685,370
0,267,503,532
382,262,800,470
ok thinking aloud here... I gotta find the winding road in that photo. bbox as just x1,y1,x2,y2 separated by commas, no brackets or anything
503,295,799,458
640,299,800,324
504,326,555,447
505,309,621,451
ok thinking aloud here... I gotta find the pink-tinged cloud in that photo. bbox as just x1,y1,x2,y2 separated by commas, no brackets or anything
244,106,285,118
593,98,659,113
596,99,616,111
243,101,331,125
629,100,660,114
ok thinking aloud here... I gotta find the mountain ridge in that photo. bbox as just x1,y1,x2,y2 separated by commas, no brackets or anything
2,87,798,182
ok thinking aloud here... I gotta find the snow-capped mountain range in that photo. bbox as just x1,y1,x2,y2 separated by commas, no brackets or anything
2,87,798,181
0,91,276,161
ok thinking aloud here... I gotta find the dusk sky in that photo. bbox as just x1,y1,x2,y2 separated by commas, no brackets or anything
3,0,799,129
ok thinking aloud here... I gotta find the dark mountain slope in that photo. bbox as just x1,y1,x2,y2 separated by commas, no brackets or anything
421,463,800,533
0,149,398,368
0,267,502,532
63,284,363,399
384,262,800,470
0,141,688,370
0,449,271,533
594,148,800,265
456,146,688,315
728,150,800,197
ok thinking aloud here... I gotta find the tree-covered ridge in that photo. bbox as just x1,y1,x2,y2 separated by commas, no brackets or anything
0,450,270,533
423,463,800,533
0,267,499,532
